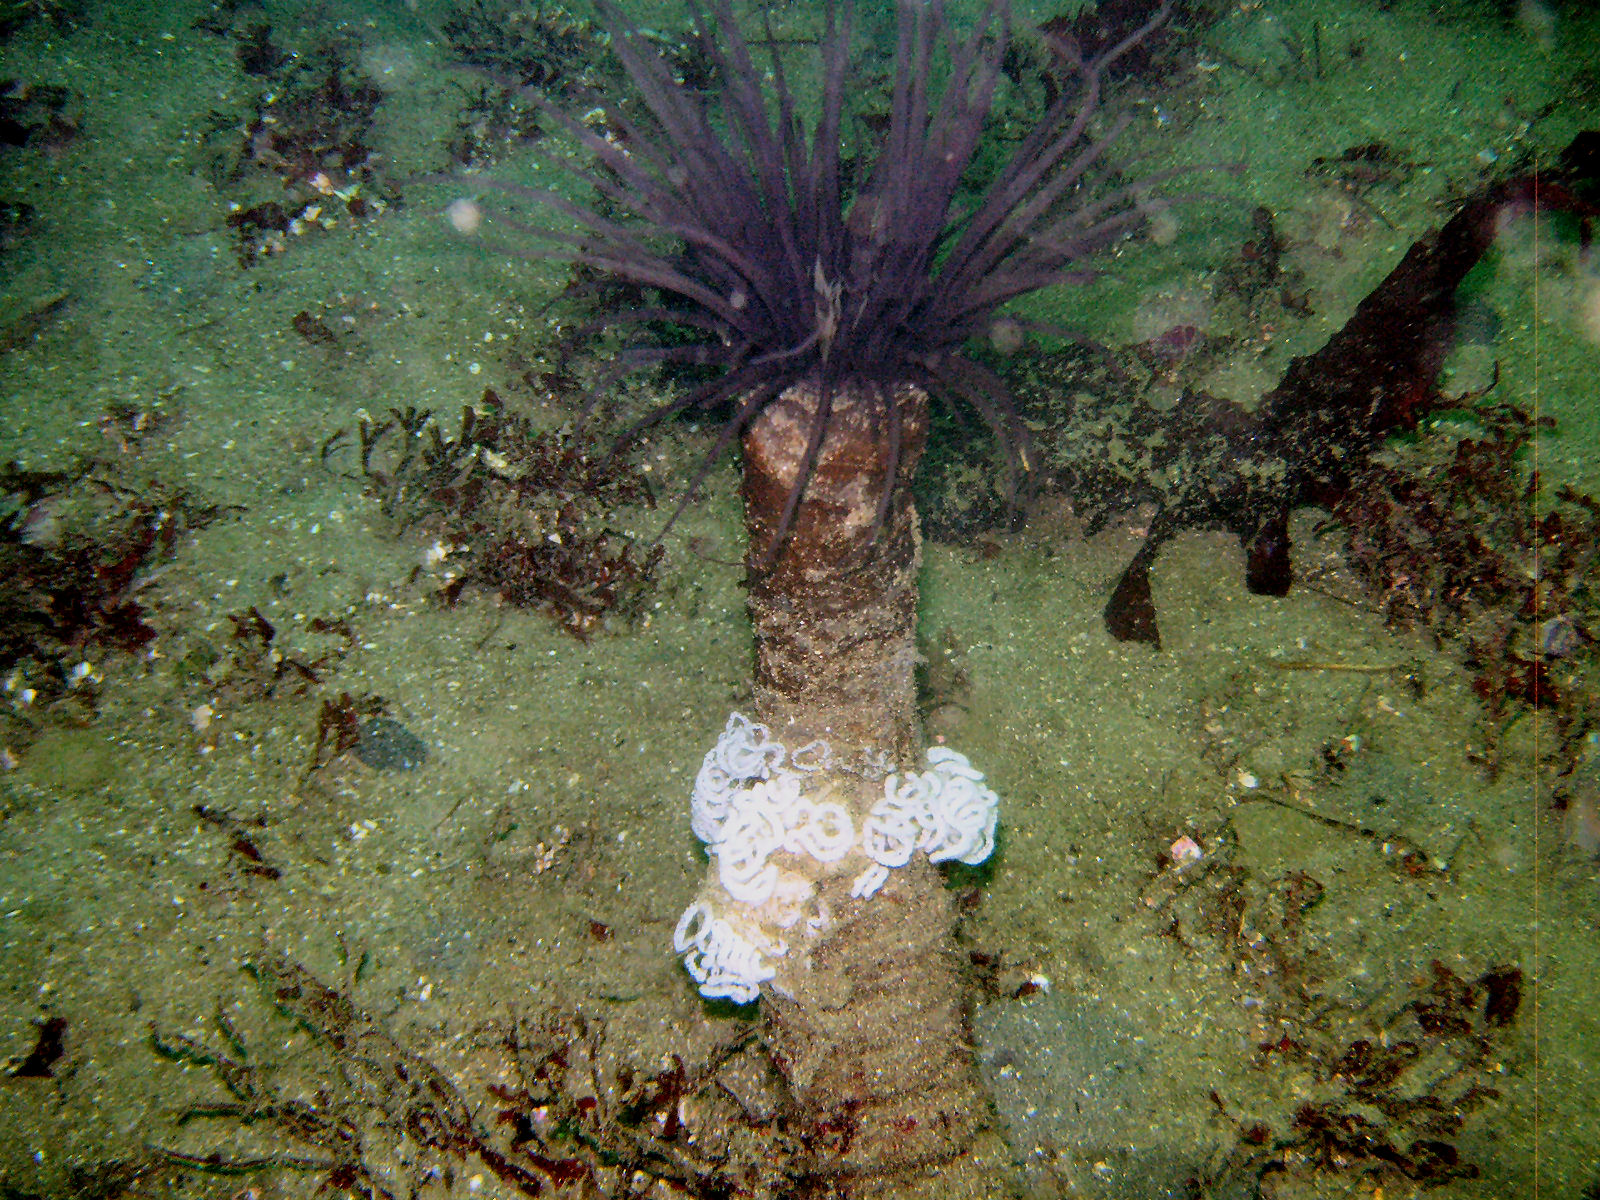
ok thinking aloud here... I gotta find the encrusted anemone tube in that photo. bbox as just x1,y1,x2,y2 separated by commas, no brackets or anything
476,0,1179,1189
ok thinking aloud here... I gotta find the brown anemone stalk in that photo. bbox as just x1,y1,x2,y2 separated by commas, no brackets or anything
499,0,1175,1188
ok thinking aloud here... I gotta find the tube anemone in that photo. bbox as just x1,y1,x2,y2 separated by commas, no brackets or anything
486,2,1178,1190
505,0,1174,558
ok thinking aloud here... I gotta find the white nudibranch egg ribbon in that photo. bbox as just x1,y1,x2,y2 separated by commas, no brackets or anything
676,712,1001,1003
673,900,778,1004
851,747,999,899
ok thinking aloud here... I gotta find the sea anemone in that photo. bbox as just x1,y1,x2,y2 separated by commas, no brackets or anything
468,7,1184,1167
492,0,1176,554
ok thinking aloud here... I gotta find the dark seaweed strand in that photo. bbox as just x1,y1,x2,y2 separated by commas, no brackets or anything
503,0,1169,560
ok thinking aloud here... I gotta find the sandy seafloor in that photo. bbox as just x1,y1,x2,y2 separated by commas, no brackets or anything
2,0,1600,1196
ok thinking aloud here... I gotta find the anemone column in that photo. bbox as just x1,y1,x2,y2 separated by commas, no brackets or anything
741,380,926,761
734,378,994,1185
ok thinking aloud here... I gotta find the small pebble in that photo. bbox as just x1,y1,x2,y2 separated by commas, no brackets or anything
355,718,428,771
